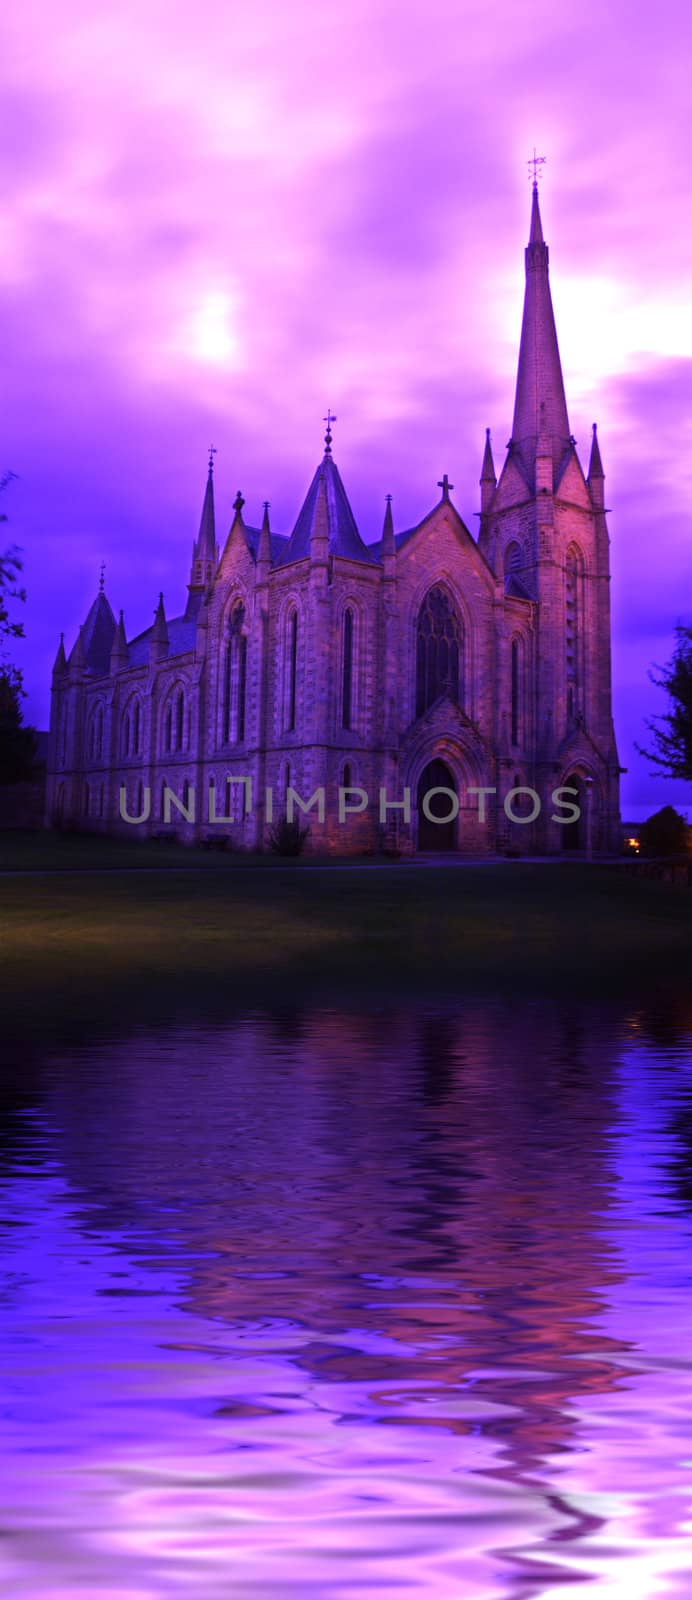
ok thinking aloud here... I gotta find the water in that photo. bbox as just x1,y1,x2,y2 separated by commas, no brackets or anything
3,994,692,1597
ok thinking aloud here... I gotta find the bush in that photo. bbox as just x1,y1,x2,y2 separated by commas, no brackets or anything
267,816,309,856
639,805,690,858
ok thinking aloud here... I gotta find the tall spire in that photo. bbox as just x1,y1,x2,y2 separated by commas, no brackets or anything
110,609,128,673
150,592,169,663
52,633,67,678
187,451,219,613
510,183,570,482
257,499,272,571
587,421,605,508
196,449,217,563
381,493,395,557
588,421,604,481
480,428,496,516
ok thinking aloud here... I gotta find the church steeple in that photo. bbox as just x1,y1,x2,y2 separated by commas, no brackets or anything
188,451,218,605
510,183,570,483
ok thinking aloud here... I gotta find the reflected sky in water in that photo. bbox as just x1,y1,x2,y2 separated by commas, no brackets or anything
2,994,692,1596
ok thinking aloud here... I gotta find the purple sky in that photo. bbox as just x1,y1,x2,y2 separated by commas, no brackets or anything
3,0,691,817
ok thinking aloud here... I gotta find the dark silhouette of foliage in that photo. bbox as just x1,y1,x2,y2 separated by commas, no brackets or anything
267,816,309,856
639,805,689,859
0,668,38,784
638,625,692,782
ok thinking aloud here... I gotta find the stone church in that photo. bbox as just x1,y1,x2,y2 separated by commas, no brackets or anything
47,184,621,854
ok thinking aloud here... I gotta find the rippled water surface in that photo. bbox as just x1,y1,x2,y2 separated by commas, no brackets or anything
3,994,692,1596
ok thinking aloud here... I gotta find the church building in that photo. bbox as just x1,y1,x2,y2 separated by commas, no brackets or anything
46,184,622,854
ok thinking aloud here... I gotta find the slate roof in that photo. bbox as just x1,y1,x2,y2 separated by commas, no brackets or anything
69,592,116,677
281,453,377,565
127,614,198,668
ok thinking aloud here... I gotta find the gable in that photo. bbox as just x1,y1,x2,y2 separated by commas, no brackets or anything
556,451,591,508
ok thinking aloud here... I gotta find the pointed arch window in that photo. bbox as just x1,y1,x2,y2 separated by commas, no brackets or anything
286,610,298,732
511,637,523,747
133,699,141,754
504,542,522,592
224,603,247,744
122,709,131,759
342,608,354,730
566,545,584,720
89,706,103,761
176,689,186,751
415,586,463,718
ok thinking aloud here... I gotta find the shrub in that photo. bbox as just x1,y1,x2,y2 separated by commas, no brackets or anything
639,805,690,858
267,816,309,856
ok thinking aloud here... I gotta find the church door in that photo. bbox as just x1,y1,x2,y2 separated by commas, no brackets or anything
562,772,583,850
417,758,457,851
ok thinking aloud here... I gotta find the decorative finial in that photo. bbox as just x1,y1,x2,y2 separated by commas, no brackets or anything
263,499,270,512
233,490,245,515
208,444,217,474
528,147,546,187
323,409,337,454
437,473,454,500
99,561,105,593
385,493,392,503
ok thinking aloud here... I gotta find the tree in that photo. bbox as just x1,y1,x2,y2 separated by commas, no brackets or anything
639,805,689,858
0,667,37,783
0,470,37,784
638,625,692,782
0,472,24,650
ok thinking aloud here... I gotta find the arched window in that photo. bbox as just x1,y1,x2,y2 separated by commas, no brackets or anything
511,638,522,746
504,542,522,592
176,689,185,751
286,610,298,732
164,703,173,752
342,608,354,730
566,545,584,720
160,780,168,821
415,586,463,718
224,603,247,744
90,705,103,761
122,710,131,758
224,774,247,822
133,699,141,755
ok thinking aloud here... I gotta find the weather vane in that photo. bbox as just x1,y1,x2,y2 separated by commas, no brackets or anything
323,409,337,454
208,444,217,472
528,148,546,186
99,561,106,593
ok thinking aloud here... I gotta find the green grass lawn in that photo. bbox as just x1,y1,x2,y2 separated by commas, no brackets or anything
1,832,691,1035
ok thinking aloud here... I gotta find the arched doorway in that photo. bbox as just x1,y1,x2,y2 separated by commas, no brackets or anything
562,771,584,850
417,758,457,851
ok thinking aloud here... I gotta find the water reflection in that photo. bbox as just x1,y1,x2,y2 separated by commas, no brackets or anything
2,995,692,1595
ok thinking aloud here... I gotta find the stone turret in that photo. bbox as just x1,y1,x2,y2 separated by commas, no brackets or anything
150,593,169,663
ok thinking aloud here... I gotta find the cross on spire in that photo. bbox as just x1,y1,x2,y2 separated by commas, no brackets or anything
99,561,105,593
323,409,337,454
528,147,546,187
437,473,454,500
208,444,217,473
